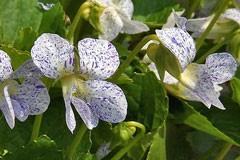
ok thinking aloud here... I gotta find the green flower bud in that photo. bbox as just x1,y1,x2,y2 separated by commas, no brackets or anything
88,5,104,33
146,42,181,80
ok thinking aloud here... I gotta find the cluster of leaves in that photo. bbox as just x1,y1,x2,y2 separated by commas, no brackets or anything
0,0,240,160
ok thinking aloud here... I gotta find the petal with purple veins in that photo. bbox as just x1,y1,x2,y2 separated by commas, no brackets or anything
11,78,50,115
63,88,76,133
180,63,225,109
31,33,75,79
71,96,99,130
156,27,196,71
10,59,43,80
78,38,120,80
0,85,15,129
0,50,13,82
205,53,237,84
82,80,127,123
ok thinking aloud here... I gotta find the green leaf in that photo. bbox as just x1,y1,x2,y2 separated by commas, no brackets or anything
8,135,63,160
0,0,66,50
173,100,240,146
147,124,166,160
230,77,240,106
132,0,181,26
0,45,30,69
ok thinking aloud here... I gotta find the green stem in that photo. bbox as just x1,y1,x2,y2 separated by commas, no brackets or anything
110,35,159,82
197,141,225,160
214,143,233,160
30,114,43,141
196,29,240,63
186,0,200,18
66,2,93,42
111,121,146,160
196,0,229,51
65,123,88,160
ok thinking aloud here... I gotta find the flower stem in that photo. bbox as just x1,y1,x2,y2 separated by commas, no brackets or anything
65,123,88,160
196,0,229,51
111,121,146,160
214,143,233,160
196,29,240,63
110,35,159,82
30,114,43,141
186,0,200,18
66,2,94,42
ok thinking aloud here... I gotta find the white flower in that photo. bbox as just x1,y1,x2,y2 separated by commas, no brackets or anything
31,33,128,133
92,0,149,41
186,8,240,41
149,27,237,109
0,51,49,129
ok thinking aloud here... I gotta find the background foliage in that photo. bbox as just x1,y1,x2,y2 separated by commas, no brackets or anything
0,0,240,160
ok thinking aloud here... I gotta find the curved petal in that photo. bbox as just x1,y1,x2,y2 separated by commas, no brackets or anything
0,50,13,82
180,63,225,109
99,7,123,41
173,10,187,30
205,53,237,84
163,9,185,28
83,80,127,123
10,59,43,80
221,8,240,25
12,78,50,115
71,96,99,130
31,33,75,79
0,85,15,128
156,27,196,71
63,89,76,133
11,99,28,122
78,38,120,80
186,16,213,34
120,13,149,34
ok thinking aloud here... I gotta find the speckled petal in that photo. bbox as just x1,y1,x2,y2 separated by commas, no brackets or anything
221,8,240,25
0,50,13,82
71,96,99,130
156,27,196,71
180,63,225,109
12,78,50,115
63,90,76,133
78,38,120,80
11,99,28,122
31,33,75,79
10,59,43,80
99,7,123,41
115,0,134,19
120,13,149,34
83,80,127,123
205,53,237,84
0,85,15,129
